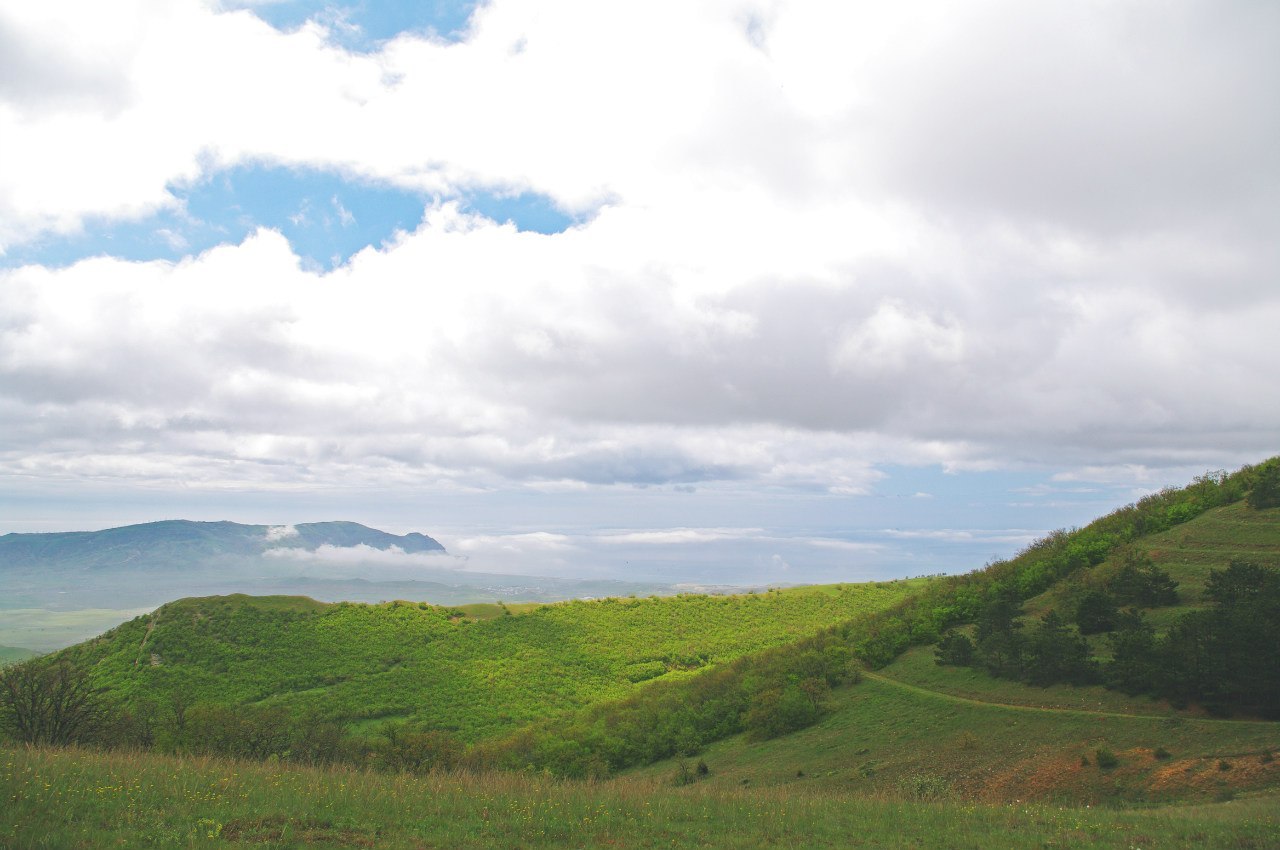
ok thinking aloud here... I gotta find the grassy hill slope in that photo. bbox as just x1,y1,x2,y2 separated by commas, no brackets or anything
65,581,928,741
624,499,1280,804
1029,499,1280,625
630,652,1280,805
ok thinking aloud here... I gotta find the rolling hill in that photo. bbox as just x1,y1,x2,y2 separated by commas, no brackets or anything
2,459,1279,847
63,581,928,741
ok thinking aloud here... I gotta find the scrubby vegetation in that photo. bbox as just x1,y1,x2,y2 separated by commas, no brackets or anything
1,582,925,775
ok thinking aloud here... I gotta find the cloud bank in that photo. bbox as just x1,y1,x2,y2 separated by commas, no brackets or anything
1,0,1277,508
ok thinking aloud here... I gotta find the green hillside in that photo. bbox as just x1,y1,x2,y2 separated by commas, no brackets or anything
630,648,1280,805
1029,499,1280,622
619,494,1280,804
64,581,927,741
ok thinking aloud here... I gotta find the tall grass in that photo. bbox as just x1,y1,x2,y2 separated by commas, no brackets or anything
4,744,1278,849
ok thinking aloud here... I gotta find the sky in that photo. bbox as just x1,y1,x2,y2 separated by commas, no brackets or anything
1,0,1277,585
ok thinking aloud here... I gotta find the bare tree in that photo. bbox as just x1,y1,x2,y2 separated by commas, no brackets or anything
0,658,109,746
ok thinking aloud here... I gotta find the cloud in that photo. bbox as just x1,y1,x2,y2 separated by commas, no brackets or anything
595,528,762,546
0,0,1276,505
261,542,466,580
264,524,298,541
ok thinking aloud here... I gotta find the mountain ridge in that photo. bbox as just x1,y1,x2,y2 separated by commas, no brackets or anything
0,519,446,570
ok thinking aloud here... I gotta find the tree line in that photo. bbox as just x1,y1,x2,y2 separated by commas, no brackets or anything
936,559,1280,717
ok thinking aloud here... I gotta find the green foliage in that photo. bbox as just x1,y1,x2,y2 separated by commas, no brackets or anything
1105,609,1158,694
1094,748,1119,769
0,658,109,746
844,462,1258,678
58,583,921,748
1073,589,1118,635
1021,611,1095,687
934,631,975,666
1246,459,1280,509
1155,560,1280,715
743,681,825,741
1109,550,1179,608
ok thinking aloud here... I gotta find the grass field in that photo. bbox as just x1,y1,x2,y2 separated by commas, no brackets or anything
0,607,156,654
4,745,1278,849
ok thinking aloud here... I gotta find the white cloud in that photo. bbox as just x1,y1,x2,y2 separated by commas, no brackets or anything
596,528,762,546
0,0,1277,504
264,523,298,541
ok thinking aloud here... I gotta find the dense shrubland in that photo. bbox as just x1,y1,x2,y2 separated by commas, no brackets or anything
0,582,923,775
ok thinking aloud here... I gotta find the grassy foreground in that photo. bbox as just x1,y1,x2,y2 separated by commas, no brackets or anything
4,745,1279,849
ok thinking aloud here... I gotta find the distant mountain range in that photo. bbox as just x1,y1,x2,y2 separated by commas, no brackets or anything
0,520,674,651
0,519,445,572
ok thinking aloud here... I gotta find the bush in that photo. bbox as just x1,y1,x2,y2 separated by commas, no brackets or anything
897,772,950,800
1095,748,1119,769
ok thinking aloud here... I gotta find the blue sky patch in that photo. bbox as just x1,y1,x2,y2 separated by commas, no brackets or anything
463,191,577,235
2,165,574,271
241,0,481,50
3,165,428,272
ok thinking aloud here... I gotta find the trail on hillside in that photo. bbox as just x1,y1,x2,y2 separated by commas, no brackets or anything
132,615,156,668
863,670,1277,727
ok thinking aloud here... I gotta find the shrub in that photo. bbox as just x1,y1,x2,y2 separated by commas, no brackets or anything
897,772,950,800
1095,748,1119,769
1153,747,1171,760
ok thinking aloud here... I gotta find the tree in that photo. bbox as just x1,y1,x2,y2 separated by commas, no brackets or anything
1110,551,1179,607
935,631,975,666
1022,611,1094,686
1074,589,1119,635
1246,460,1280,510
0,658,110,746
974,591,1025,678
1105,609,1158,694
